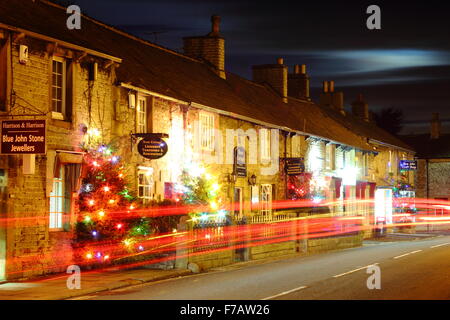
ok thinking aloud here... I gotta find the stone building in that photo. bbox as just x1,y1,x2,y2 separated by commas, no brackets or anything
403,113,450,201
0,0,415,280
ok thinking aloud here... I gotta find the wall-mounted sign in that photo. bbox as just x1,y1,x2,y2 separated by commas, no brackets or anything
399,160,417,171
285,157,305,176
1,120,46,154
137,137,168,160
233,146,247,177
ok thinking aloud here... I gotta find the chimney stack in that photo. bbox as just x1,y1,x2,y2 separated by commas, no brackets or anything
288,64,310,101
183,15,226,79
351,94,369,122
252,58,288,103
319,81,345,115
430,113,441,139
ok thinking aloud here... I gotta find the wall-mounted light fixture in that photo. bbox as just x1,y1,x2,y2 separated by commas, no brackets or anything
228,173,237,184
248,174,257,186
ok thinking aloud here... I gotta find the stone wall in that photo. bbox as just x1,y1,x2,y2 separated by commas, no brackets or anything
416,159,450,200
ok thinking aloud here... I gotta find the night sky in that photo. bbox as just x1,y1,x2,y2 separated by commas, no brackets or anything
69,0,450,134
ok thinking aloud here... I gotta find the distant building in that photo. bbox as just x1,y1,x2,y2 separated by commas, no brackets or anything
402,113,450,201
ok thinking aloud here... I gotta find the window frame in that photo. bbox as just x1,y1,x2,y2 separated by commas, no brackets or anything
199,111,215,151
49,166,65,231
136,95,147,134
325,143,335,171
137,167,153,204
259,128,271,163
51,56,66,118
260,184,272,216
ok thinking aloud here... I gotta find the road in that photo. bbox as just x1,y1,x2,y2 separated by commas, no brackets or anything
78,235,450,300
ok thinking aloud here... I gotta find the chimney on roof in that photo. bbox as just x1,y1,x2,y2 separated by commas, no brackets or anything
430,112,441,139
252,58,288,103
183,15,226,79
319,81,345,115
288,64,310,101
351,94,369,122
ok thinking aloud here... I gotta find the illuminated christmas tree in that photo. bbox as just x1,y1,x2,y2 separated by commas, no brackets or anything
74,144,148,264
176,163,226,225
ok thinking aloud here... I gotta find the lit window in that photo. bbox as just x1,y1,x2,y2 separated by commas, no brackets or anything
260,128,271,162
138,167,153,204
326,144,335,170
199,112,215,151
291,135,301,157
52,57,66,115
136,96,147,134
260,184,272,216
49,167,64,230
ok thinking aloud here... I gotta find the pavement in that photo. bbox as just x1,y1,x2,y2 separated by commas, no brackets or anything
0,267,191,300
72,233,450,300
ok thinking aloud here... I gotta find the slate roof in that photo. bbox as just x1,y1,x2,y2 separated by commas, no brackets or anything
0,0,412,153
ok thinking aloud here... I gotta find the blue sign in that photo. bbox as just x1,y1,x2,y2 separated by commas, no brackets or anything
399,160,417,171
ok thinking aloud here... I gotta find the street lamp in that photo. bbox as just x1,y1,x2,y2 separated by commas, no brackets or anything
248,174,257,186
228,173,237,183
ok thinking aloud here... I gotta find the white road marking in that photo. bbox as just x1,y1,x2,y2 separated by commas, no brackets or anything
261,285,307,300
333,263,378,278
393,249,422,259
431,242,450,248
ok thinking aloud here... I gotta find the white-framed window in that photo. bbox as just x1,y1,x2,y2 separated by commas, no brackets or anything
137,167,153,204
136,96,147,134
260,184,272,216
52,57,66,115
49,166,64,230
199,111,215,151
260,128,271,162
363,153,369,176
325,143,335,170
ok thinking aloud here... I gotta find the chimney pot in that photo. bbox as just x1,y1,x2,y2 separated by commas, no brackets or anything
323,81,329,93
301,64,306,74
329,81,335,93
211,15,221,34
277,57,284,65
431,112,441,139
294,64,300,74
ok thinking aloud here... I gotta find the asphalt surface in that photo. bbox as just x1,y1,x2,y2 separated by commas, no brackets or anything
78,235,450,300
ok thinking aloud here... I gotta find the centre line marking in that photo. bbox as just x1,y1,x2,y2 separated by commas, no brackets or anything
393,249,422,259
333,263,378,278
261,286,307,300
431,243,450,248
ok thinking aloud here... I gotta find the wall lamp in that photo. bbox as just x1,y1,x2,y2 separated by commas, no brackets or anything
248,174,257,186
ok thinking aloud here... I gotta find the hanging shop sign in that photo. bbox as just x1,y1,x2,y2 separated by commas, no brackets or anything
399,160,417,171
233,146,247,177
1,119,46,154
137,137,168,160
285,157,305,176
